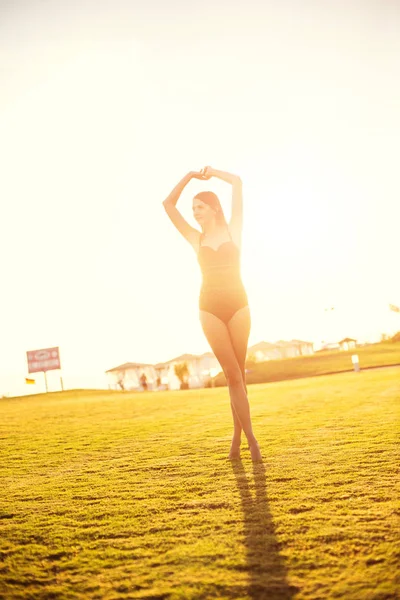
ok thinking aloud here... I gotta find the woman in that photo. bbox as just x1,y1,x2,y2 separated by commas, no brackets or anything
162,166,262,462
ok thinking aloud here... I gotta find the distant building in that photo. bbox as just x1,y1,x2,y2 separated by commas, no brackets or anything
338,337,357,351
248,339,314,362
105,362,157,391
106,353,221,391
316,342,340,352
155,352,221,390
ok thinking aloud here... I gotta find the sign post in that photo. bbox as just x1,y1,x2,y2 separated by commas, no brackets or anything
26,347,62,393
351,354,360,372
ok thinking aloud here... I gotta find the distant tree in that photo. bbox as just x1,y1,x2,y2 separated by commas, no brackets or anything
174,362,189,390
391,331,400,343
204,376,212,388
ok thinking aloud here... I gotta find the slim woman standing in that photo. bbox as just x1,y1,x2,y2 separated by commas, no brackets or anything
162,166,262,462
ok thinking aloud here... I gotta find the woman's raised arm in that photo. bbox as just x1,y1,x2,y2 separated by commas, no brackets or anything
163,172,194,207
202,166,243,245
162,171,205,245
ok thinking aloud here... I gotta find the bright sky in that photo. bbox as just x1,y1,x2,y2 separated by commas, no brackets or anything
1,0,399,396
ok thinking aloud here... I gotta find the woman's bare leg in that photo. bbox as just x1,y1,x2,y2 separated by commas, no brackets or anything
200,309,262,461
226,306,251,455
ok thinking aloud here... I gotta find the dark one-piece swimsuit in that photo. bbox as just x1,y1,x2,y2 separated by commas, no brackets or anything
197,228,249,325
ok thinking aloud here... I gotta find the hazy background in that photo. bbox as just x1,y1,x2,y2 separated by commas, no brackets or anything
1,0,399,395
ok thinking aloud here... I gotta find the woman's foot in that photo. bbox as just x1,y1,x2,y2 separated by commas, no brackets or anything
248,441,263,462
228,439,241,460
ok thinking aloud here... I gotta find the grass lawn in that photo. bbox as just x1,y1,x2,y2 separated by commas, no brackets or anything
1,368,399,599
225,342,400,386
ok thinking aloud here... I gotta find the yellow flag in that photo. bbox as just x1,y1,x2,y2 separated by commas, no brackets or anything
25,378,35,385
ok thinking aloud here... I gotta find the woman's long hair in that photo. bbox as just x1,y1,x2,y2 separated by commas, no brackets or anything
194,191,228,228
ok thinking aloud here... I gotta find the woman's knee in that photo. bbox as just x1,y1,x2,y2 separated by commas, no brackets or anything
224,367,244,386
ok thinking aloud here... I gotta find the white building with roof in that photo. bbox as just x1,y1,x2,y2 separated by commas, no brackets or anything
106,352,221,391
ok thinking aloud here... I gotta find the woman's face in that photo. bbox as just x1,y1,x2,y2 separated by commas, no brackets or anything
192,198,217,226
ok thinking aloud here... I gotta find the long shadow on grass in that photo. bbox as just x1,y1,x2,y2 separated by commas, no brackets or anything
230,460,297,600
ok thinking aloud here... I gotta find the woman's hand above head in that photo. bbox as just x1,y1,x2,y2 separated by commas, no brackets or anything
190,170,209,180
201,167,241,186
200,166,214,180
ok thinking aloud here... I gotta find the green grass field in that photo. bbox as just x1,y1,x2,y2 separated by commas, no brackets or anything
1,368,399,599
219,342,400,387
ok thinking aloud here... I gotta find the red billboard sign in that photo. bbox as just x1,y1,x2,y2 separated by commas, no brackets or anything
27,347,61,373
